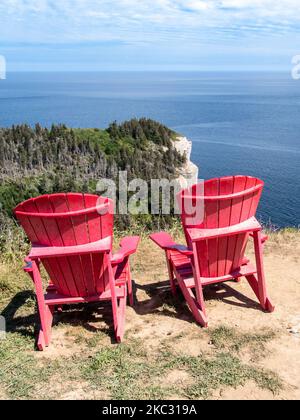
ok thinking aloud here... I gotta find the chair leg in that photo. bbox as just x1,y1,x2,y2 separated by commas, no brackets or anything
247,231,274,312
116,287,127,343
108,258,127,343
25,260,54,350
37,305,54,351
177,277,208,327
166,251,177,296
127,262,134,307
31,261,54,350
246,274,274,313
28,261,54,351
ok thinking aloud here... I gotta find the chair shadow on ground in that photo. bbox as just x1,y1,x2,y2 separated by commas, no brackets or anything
52,302,118,341
1,290,37,339
133,280,196,324
133,277,263,325
204,282,263,311
1,289,119,346
2,277,263,348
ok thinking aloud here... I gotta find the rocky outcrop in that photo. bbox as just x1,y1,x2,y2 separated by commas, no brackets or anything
173,136,199,188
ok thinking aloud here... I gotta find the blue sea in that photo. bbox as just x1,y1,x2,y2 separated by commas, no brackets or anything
0,71,299,228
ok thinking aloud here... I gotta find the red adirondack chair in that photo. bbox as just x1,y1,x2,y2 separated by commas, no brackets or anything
14,193,139,350
150,176,274,327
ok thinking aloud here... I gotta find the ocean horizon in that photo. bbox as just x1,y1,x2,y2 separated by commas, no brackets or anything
0,71,299,228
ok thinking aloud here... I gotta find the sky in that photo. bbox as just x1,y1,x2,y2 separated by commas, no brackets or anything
1,0,300,71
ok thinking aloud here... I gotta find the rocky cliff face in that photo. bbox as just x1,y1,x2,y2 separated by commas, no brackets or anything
173,136,199,188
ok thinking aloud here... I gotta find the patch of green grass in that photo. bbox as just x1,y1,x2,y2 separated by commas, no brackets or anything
168,352,282,399
73,331,109,348
0,333,54,399
0,323,283,400
0,329,283,400
208,326,276,355
82,337,282,400
0,262,32,303
81,341,164,400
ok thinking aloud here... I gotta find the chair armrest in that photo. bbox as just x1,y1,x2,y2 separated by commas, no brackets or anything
150,232,193,256
28,237,112,260
111,236,140,265
188,217,262,242
250,232,268,243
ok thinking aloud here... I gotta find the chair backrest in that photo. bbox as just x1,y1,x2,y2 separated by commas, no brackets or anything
14,193,114,297
178,176,264,278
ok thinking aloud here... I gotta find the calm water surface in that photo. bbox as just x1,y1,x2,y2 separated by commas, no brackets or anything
0,72,299,227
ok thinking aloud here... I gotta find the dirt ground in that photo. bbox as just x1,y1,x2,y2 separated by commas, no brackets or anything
1,230,300,400
126,231,300,400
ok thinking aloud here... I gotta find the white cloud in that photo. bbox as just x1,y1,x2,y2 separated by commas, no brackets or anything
0,0,300,44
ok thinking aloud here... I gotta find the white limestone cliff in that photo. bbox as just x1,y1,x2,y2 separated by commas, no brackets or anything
173,136,199,188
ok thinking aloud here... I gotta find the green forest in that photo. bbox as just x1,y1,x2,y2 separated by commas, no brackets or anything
0,118,185,236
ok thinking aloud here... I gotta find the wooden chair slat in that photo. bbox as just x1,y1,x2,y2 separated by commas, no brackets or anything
204,178,219,278
217,176,234,276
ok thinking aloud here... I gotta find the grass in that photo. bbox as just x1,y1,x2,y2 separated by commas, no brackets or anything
80,339,282,400
82,341,168,400
0,229,288,400
0,333,54,399
208,326,276,356
0,311,283,400
168,352,281,399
